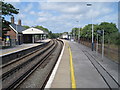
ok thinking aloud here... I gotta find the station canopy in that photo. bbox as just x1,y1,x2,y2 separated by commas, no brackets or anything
22,27,46,34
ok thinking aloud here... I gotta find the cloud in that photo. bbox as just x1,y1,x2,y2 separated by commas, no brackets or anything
4,0,120,2
32,2,118,32
40,2,114,19
96,14,118,25
5,2,118,33
37,17,48,22
17,13,26,19
23,19,34,26
40,2,85,14
4,0,47,2
37,12,52,17
4,0,20,2
29,11,36,15
24,3,33,12
48,0,119,2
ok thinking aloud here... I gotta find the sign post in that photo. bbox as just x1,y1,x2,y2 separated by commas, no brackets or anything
97,30,104,60
96,33,98,54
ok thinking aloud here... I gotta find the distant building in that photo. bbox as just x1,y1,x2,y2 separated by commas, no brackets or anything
61,33,68,40
60,32,72,40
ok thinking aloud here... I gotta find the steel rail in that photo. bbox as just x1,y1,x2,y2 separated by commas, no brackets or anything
1,40,54,81
1,41,51,69
2,39,63,90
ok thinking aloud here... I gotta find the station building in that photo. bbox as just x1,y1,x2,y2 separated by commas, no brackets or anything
2,16,48,46
3,16,25,46
9,18,26,45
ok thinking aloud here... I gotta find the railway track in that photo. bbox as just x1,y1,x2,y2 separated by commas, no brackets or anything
1,39,63,90
1,41,51,69
83,50,120,90
1,40,54,79
1,41,50,65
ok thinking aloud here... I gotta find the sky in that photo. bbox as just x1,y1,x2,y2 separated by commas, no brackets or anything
4,0,119,33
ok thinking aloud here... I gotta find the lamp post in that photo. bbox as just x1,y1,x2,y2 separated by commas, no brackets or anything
87,3,94,51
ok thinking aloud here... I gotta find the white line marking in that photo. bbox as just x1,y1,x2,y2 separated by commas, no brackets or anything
44,40,65,88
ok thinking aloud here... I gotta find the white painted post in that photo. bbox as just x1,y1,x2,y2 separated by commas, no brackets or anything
78,28,80,43
40,34,42,40
96,34,98,54
78,28,80,38
32,35,34,43
102,30,104,59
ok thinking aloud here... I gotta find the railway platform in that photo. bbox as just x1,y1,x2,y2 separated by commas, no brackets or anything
49,40,71,88
0,39,51,57
46,40,119,89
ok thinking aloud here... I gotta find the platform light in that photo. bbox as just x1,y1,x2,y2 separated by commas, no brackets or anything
86,3,94,51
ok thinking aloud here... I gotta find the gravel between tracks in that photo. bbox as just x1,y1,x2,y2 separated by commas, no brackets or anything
2,41,53,75
18,41,62,88
2,41,56,88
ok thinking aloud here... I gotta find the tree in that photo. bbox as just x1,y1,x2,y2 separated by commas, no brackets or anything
71,27,78,36
34,25,49,33
1,1,19,41
98,22,118,44
2,17,10,40
71,22,119,45
48,31,61,39
99,22,118,34
49,31,55,39
81,24,94,39
23,25,30,29
1,1,19,16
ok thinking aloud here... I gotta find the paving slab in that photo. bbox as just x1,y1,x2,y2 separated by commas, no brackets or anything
74,41,119,86
69,41,109,88
0,39,51,56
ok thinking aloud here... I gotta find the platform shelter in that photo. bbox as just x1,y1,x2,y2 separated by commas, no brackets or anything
22,27,48,43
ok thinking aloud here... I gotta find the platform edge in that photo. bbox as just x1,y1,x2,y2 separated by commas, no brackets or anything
44,39,65,88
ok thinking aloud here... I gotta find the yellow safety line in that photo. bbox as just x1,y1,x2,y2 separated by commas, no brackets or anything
68,43,76,89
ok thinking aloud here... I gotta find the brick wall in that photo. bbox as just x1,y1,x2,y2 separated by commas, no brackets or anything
7,28,17,39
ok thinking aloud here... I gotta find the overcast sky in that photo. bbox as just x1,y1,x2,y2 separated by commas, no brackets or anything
4,0,119,33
